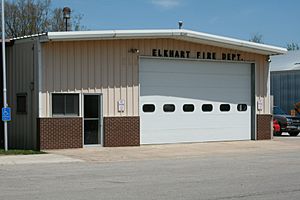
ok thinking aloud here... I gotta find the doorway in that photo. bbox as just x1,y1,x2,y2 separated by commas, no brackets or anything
83,94,102,145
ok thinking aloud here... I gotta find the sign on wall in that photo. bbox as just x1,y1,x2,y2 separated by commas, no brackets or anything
152,49,243,61
118,99,125,112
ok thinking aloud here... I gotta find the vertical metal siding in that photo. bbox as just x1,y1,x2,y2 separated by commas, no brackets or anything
41,39,269,117
271,70,300,114
7,41,37,149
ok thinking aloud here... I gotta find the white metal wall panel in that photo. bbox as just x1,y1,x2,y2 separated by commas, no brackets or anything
140,58,252,144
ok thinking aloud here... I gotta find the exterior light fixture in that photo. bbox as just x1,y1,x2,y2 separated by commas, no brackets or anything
63,7,71,31
129,48,139,53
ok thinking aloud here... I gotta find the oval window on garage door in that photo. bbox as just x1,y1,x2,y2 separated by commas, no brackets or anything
143,104,155,112
163,104,175,112
237,104,247,112
183,104,194,112
202,104,213,112
220,104,230,112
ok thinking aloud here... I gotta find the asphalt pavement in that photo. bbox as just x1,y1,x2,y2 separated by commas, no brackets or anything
0,137,300,200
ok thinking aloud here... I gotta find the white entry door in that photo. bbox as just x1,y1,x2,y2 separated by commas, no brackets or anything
140,58,252,144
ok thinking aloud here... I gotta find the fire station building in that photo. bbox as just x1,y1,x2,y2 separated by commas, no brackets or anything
6,29,286,150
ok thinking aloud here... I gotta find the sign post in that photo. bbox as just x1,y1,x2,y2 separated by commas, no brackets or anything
2,0,9,151
2,107,11,121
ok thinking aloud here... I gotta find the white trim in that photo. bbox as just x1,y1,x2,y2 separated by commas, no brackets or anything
82,93,103,147
43,29,287,55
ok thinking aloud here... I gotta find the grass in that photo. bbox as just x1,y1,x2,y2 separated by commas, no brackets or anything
0,149,46,155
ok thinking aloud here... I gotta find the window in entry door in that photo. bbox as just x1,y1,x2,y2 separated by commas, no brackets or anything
84,95,100,145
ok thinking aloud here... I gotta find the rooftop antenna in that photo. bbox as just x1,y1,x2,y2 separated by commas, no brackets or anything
178,21,183,29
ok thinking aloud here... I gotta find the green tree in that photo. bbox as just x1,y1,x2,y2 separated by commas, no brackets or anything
1,0,85,38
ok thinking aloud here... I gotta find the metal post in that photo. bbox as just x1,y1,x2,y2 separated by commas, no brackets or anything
65,18,68,31
1,0,8,151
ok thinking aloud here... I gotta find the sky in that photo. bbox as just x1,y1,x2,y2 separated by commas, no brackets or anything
52,0,300,47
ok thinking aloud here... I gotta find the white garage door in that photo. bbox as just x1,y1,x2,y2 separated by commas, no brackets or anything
140,58,252,144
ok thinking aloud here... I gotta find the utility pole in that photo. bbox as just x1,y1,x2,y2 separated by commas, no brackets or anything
2,0,9,151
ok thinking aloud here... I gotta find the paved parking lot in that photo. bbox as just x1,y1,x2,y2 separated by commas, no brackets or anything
1,137,300,200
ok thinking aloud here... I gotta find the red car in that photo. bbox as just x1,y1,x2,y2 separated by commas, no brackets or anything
273,119,280,135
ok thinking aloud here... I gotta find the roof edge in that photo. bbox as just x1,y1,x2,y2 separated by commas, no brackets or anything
12,29,287,55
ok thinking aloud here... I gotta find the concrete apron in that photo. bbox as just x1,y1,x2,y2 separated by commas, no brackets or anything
46,137,300,163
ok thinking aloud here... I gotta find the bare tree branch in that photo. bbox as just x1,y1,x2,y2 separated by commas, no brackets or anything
0,0,85,38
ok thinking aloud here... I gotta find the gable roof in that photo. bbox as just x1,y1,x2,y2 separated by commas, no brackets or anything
14,29,287,56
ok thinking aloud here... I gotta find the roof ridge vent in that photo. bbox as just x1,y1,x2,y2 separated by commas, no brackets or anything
178,21,183,29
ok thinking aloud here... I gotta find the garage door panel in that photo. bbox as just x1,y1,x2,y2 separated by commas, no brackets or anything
140,59,251,76
143,109,249,129
141,129,250,144
141,73,250,89
140,58,252,144
141,89,250,104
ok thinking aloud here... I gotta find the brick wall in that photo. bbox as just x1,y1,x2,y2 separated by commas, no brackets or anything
257,114,272,140
103,116,140,147
38,118,83,150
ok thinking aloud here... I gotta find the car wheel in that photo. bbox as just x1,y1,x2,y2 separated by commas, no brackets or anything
288,131,299,137
274,131,282,136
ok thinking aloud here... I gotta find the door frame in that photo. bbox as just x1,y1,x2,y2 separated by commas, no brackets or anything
82,93,103,147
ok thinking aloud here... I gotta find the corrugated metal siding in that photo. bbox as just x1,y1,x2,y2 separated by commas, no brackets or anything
271,70,300,114
41,39,269,117
7,41,37,149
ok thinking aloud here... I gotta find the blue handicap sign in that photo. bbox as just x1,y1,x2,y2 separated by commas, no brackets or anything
2,107,11,121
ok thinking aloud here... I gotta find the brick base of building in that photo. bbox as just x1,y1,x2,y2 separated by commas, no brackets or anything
38,118,83,150
103,116,140,147
256,114,272,140
37,114,269,149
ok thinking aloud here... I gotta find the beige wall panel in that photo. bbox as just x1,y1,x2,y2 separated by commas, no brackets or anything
100,41,109,115
132,39,139,116
107,41,115,116
126,40,134,116
94,40,102,93
67,42,75,91
45,43,53,93
120,41,127,116
53,42,61,92
61,42,68,92
88,41,95,92
114,40,121,115
74,42,82,92
81,42,89,92
41,38,271,117
143,39,152,56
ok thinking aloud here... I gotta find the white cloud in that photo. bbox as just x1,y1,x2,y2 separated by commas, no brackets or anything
151,0,181,9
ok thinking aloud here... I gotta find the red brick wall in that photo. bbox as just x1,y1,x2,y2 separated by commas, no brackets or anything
38,118,83,150
104,117,140,147
257,114,272,140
